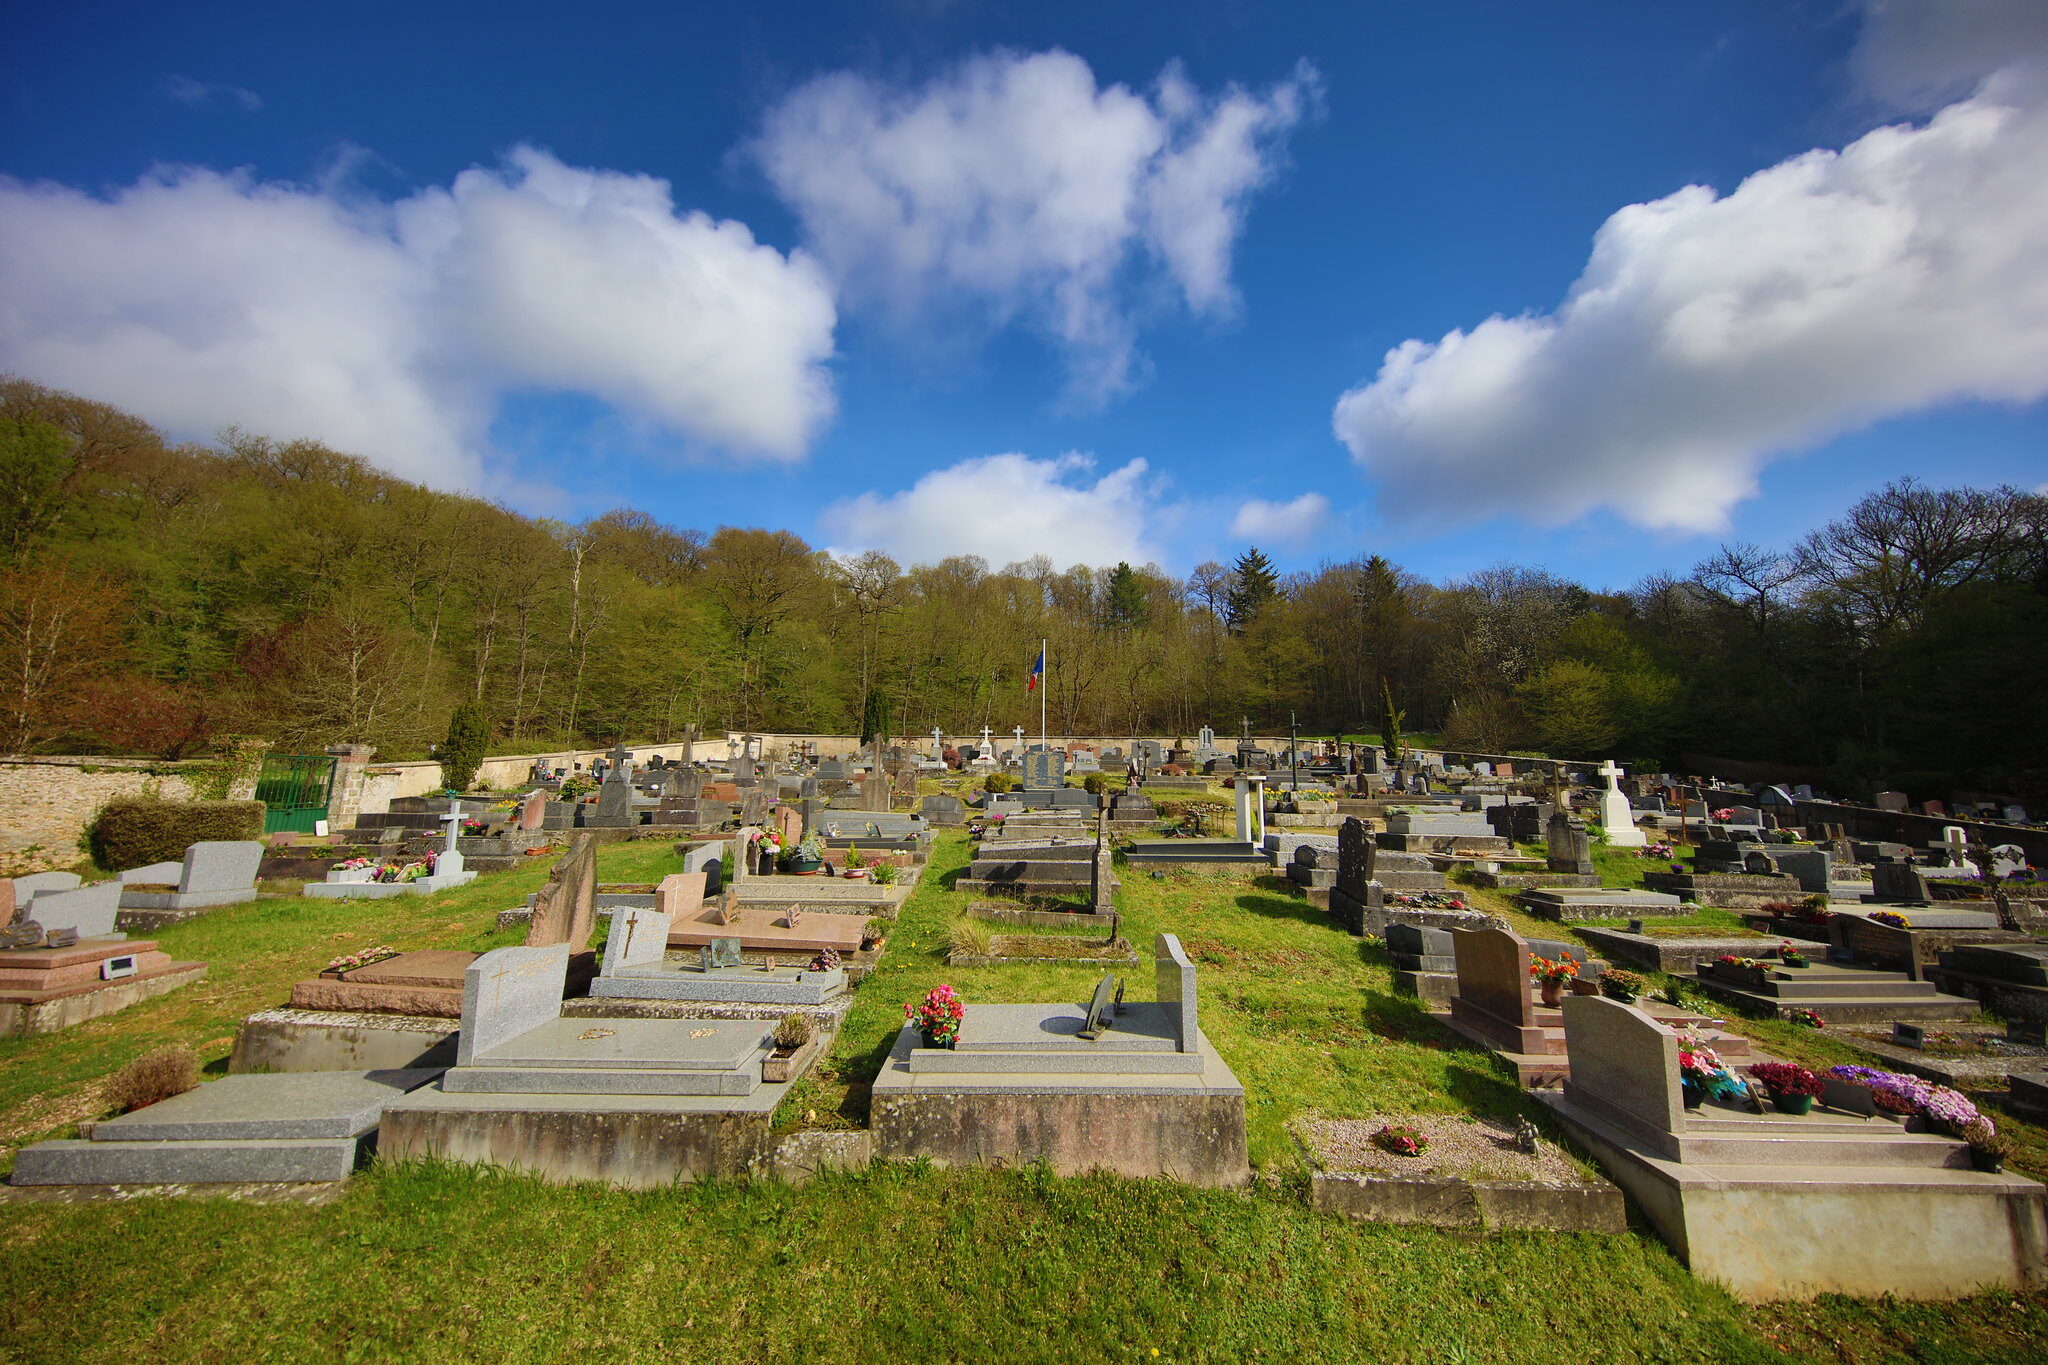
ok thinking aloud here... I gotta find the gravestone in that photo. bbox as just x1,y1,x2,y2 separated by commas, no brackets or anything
1133,740,1164,768
585,746,638,828
525,834,598,952
517,790,549,832
457,943,571,1065
654,871,706,921
1090,833,1115,916
702,937,744,969
1336,817,1376,900
602,905,669,974
1154,933,1198,1053
1870,857,1931,905
1772,849,1832,893
1874,791,1909,813
1557,995,1685,1148
1450,925,1536,1039
1022,750,1065,791
1546,811,1594,876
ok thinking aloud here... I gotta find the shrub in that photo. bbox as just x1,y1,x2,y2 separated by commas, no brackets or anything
87,797,263,870
439,701,490,791
1082,773,1109,794
772,1013,814,1051
105,1046,201,1113
947,916,992,958
1598,968,1646,997
982,772,1016,794
870,861,899,886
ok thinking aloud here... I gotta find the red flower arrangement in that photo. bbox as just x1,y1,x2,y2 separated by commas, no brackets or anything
1372,1123,1428,1157
1748,1062,1823,1098
905,984,965,1048
1528,954,1579,984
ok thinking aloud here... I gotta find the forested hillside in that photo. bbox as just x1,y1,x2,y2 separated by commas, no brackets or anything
2,376,2042,801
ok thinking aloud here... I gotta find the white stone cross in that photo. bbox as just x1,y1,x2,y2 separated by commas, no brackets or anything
1597,759,1624,792
441,801,463,854
1013,724,1025,744
931,726,945,756
980,725,994,750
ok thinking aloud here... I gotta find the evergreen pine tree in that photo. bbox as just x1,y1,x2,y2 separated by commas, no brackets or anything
439,700,490,792
1225,547,1278,633
858,685,889,745
1102,562,1150,631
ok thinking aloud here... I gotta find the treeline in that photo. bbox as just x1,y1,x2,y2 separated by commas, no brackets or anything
2,377,2043,802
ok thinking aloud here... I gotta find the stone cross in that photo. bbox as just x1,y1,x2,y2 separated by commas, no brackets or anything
931,726,945,757
1013,724,1025,748
980,725,994,751
441,801,463,855
1598,759,1623,792
607,742,632,775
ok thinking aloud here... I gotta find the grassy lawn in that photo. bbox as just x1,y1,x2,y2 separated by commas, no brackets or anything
3,831,2046,1363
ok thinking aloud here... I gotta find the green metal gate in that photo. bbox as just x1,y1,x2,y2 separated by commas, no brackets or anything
255,754,337,834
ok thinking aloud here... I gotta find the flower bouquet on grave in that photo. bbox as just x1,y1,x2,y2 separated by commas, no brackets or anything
1677,1028,1741,1107
398,860,432,884
1528,954,1579,1006
1870,910,1911,929
1371,1123,1429,1157
372,862,405,883
905,984,964,1049
1787,1008,1825,1029
1641,842,1674,859
323,944,400,975
1711,808,1736,822
1748,1062,1823,1115
1777,940,1809,968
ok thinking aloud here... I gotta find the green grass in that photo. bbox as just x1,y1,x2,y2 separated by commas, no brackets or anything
5,832,2048,1363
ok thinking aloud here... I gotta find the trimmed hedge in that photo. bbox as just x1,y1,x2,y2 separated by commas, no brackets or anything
88,797,265,870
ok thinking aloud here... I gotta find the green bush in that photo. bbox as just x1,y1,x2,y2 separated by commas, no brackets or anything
88,797,264,870
982,772,1016,794
439,700,491,791
1082,772,1109,794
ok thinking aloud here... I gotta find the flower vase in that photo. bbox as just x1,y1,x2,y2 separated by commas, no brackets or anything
1681,1082,1705,1110
920,1030,956,1051
1540,980,1563,1008
1969,1147,2004,1173
1770,1092,1814,1115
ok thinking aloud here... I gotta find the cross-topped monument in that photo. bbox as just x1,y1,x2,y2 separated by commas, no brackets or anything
1596,758,1647,847
930,726,945,758
1013,723,1026,749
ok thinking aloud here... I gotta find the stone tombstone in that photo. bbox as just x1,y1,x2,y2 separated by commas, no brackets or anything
1870,857,1930,905
12,872,81,898
1022,749,1065,791
1743,851,1780,877
681,841,724,891
773,805,802,849
1090,834,1115,915
24,882,120,939
1133,739,1165,768
458,942,571,1065
1558,994,1686,1142
1335,817,1377,901
862,772,893,813
654,871,706,921
182,841,263,893
1922,800,1946,818
524,834,598,952
1545,811,1594,876
1873,790,1909,813
1154,933,1198,1054
1451,925,1535,1029
1773,849,1832,893
517,789,549,832
601,906,671,975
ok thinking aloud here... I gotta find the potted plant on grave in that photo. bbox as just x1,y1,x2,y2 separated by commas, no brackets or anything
1598,968,1646,1004
785,832,826,876
906,983,964,1049
1528,953,1579,1007
1748,1061,1824,1115
1869,910,1910,929
1777,940,1809,968
870,861,900,887
762,1012,820,1083
1710,954,1771,989
841,848,870,881
330,856,377,884
1961,1119,2014,1173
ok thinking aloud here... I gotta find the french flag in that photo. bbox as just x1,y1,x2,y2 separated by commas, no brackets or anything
1026,648,1044,692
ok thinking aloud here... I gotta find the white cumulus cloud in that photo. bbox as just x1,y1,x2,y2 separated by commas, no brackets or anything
755,50,1314,402
1229,492,1330,546
821,452,1168,569
1332,16,2048,533
0,147,837,488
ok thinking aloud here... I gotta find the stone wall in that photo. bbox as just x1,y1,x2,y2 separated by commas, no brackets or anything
0,758,199,875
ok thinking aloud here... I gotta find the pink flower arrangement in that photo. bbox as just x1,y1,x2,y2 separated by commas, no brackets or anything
1827,1066,1986,1134
906,984,965,1047
323,944,399,974
1372,1123,1428,1157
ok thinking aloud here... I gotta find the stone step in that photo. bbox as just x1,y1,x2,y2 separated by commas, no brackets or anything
11,1136,363,1185
1677,1128,1966,1169
442,1065,762,1097
1759,976,1939,1001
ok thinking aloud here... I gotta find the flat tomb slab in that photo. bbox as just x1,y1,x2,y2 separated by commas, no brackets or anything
950,1001,1179,1052
230,1008,460,1074
343,951,478,990
12,1137,364,1187
470,1016,770,1072
667,912,869,955
90,1069,442,1142
592,965,845,1006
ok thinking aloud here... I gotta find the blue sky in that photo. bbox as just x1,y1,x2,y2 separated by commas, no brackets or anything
3,0,2044,589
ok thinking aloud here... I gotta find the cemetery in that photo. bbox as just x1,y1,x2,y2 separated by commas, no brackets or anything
1,732,2047,1361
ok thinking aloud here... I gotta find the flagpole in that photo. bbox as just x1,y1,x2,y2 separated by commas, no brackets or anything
1039,637,1047,751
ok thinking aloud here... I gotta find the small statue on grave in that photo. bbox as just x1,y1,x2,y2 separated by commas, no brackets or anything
1511,1117,1540,1155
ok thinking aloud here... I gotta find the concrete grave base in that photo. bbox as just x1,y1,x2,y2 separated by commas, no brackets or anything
0,1179,350,1206
1310,1169,1625,1232
1535,1088,2048,1300
868,1023,1249,1187
0,963,206,1038
376,1085,787,1187
231,1007,460,1074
